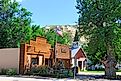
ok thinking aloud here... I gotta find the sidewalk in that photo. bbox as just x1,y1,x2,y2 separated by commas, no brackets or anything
78,71,121,75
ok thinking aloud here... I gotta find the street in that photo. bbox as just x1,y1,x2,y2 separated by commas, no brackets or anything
0,76,120,81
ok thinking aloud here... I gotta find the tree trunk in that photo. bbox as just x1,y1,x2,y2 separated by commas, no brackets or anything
103,43,117,78
102,49,117,78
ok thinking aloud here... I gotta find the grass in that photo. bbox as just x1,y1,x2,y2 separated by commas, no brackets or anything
117,69,121,72
80,70,104,73
80,70,121,73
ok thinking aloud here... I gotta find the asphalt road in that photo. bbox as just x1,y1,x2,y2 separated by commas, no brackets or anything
0,72,121,81
0,76,77,81
0,76,121,81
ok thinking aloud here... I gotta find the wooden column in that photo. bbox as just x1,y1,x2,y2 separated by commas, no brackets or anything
81,61,84,70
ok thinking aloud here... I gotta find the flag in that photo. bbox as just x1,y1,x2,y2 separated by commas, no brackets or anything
55,26,63,37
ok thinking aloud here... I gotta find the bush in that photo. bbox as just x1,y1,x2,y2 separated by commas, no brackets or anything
6,68,17,76
30,65,51,76
38,66,50,76
26,61,73,78
87,68,104,71
68,70,73,77
0,68,7,75
51,68,73,78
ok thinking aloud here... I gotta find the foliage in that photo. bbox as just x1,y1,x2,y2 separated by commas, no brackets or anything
87,68,104,71
0,0,71,48
76,0,121,63
45,28,71,47
68,70,73,77
73,30,80,42
0,0,32,48
52,60,73,78
76,0,121,77
30,66,50,76
0,68,17,76
31,25,46,40
0,68,7,75
6,68,17,76
28,62,73,78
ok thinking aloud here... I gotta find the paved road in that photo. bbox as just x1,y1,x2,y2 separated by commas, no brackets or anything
0,76,75,81
0,76,121,81
0,72,121,81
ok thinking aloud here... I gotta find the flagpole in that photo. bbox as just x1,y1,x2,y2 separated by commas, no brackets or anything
54,26,62,64
55,34,57,63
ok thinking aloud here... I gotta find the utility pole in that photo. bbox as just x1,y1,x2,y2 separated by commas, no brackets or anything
74,56,77,79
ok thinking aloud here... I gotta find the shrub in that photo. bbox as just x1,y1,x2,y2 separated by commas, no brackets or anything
0,68,7,75
6,68,17,76
87,68,104,71
27,61,73,78
68,70,73,77
30,65,51,76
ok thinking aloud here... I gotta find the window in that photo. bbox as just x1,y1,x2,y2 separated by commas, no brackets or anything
31,57,39,65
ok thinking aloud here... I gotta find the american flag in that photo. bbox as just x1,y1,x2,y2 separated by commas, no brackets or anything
55,26,63,37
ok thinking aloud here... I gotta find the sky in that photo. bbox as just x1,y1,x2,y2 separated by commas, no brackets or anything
19,0,78,26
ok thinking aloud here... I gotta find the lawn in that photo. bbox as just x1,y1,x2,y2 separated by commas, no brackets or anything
80,70,121,73
80,70,104,73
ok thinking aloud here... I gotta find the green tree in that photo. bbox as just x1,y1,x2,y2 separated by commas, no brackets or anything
76,0,121,77
73,30,80,42
45,28,71,47
0,0,32,48
31,25,46,39
0,0,71,48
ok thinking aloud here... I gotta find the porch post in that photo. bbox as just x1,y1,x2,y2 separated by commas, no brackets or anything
81,61,84,70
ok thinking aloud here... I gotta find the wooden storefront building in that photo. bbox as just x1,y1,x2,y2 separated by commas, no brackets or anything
19,36,71,74
55,43,71,68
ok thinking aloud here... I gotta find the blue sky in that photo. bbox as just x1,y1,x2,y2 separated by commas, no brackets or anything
20,0,78,26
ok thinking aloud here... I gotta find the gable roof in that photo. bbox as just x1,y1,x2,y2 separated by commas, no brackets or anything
71,47,80,57
71,47,86,58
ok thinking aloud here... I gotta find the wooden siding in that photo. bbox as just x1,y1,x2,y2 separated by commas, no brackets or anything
19,37,71,74
56,43,71,59
75,48,86,59
19,37,52,74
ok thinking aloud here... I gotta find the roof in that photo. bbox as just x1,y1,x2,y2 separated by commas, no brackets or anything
71,41,87,58
71,47,80,58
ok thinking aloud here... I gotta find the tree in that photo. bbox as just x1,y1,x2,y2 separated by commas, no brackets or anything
0,0,32,48
45,28,71,47
0,0,72,48
31,25,46,39
76,0,121,77
73,30,80,42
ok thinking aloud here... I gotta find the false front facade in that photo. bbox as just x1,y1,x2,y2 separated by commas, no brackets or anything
19,37,53,74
